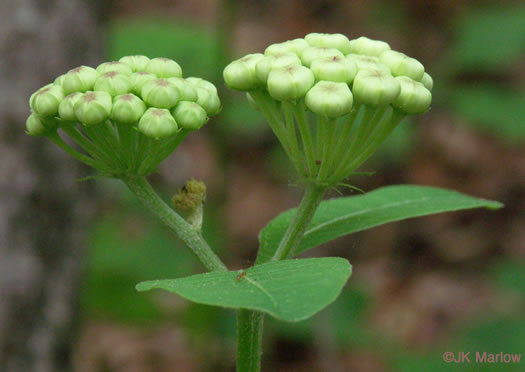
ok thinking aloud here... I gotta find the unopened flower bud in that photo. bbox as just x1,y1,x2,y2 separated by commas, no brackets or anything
144,57,182,78
392,76,432,114
300,47,344,67
167,77,198,101
138,108,178,139
171,101,208,130
305,81,353,118
119,55,150,72
267,64,315,101
54,74,66,86
111,94,146,124
352,69,401,106
310,55,357,83
94,71,132,96
305,33,351,55
348,36,391,57
130,72,156,95
195,87,221,115
379,50,424,81
345,54,390,73
30,84,64,117
420,72,433,91
61,66,99,94
58,92,82,121
26,113,50,136
223,53,264,91
141,79,180,108
255,54,302,83
185,77,218,95
264,42,296,56
74,91,112,126
288,38,309,54
96,61,133,75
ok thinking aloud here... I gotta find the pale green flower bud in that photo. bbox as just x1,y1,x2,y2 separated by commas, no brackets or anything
130,72,156,95
300,47,344,67
352,69,401,106
264,42,296,56
288,38,309,54
93,71,132,96
420,72,433,91
26,113,50,136
310,55,357,83
185,77,218,95
255,54,302,83
223,53,264,91
348,36,391,57
61,66,99,94
30,84,64,117
392,76,432,114
171,101,208,130
144,57,182,78
58,92,82,121
305,33,351,55
167,77,198,101
141,79,180,108
195,87,221,115
96,61,133,75
74,91,112,126
345,54,390,73
119,55,150,72
138,108,178,139
379,50,425,81
305,81,353,118
54,74,66,86
267,64,315,101
111,93,146,124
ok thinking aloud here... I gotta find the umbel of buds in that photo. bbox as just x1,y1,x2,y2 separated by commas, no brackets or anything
223,33,432,187
25,56,221,178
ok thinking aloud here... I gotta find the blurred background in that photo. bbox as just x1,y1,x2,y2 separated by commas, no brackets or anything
1,0,524,371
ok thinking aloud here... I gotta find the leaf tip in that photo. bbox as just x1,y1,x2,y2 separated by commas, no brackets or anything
136,280,160,292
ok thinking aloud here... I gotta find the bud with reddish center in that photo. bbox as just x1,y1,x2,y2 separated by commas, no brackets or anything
138,108,178,139
141,78,180,108
74,91,113,126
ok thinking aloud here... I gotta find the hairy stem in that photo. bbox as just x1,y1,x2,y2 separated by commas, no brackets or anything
237,310,264,372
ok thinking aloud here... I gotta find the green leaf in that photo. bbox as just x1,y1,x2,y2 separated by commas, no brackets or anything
257,185,502,264
136,257,351,322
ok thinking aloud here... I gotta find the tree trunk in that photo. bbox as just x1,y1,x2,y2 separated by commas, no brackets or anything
0,1,104,371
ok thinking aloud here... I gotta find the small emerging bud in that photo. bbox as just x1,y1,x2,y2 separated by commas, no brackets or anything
30,84,64,117
305,33,351,55
26,113,50,136
305,81,353,118
300,47,344,67
172,178,206,211
255,54,302,84
310,55,357,83
74,91,112,126
267,64,315,101
167,77,198,101
58,92,82,121
185,77,218,95
141,79,180,108
119,55,151,72
352,69,401,106
195,87,221,115
111,94,146,124
96,61,133,75
61,66,99,94
420,72,433,91
171,101,208,130
130,72,156,95
93,71,132,96
348,36,391,57
138,108,178,139
392,76,432,114
345,54,390,74
223,53,264,91
379,50,425,81
144,57,182,78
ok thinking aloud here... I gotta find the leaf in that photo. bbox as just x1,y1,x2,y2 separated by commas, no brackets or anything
257,185,502,264
137,257,351,322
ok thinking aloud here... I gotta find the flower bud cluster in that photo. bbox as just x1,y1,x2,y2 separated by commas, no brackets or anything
223,33,432,117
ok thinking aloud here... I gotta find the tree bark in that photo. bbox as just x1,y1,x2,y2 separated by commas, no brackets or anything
0,1,104,371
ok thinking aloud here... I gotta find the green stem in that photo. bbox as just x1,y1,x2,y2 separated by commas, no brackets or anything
282,102,306,177
48,132,99,168
124,176,227,272
272,183,326,261
237,310,264,372
293,101,316,178
316,117,337,182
